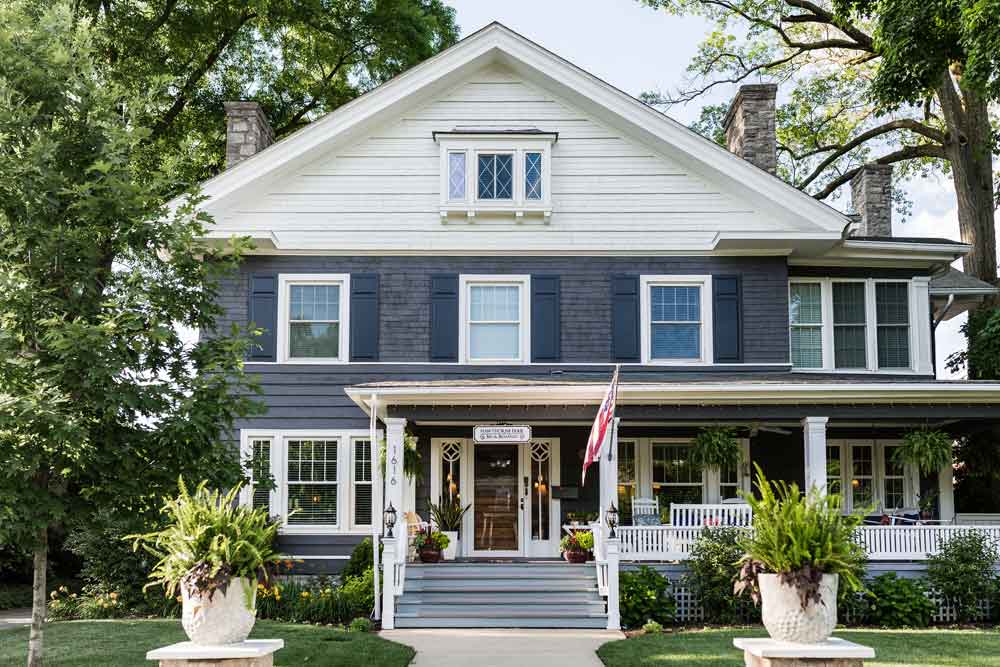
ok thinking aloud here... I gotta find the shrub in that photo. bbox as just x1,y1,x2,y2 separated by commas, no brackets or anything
736,467,865,609
864,573,935,628
256,567,375,625
926,530,1000,623
349,617,373,632
619,566,675,629
641,620,663,634
341,539,374,581
684,528,759,624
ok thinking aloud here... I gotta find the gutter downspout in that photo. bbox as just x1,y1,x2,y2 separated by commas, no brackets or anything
369,393,381,621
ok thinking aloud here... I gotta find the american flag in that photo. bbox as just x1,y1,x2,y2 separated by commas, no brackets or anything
582,365,619,484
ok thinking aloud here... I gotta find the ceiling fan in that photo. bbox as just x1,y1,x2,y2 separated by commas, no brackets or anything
745,422,793,437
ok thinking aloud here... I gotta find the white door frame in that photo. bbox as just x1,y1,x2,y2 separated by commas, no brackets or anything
469,441,524,558
523,438,561,558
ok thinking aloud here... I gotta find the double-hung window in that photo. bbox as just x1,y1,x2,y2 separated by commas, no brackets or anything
827,440,915,513
832,282,867,368
882,445,906,510
279,275,350,363
247,437,273,513
876,282,910,369
789,282,824,368
641,276,712,364
652,442,704,506
286,438,339,526
617,440,637,525
353,438,373,527
460,275,530,363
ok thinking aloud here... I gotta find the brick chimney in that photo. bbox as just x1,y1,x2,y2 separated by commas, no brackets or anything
850,164,893,237
722,83,778,174
224,101,274,169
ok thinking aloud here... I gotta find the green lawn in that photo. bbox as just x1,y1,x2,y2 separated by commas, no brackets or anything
598,627,1000,667
0,619,414,667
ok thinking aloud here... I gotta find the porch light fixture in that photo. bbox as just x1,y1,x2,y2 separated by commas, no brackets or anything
606,502,619,539
384,501,397,538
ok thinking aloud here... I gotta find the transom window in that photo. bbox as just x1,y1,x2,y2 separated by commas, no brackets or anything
460,275,530,364
278,275,350,363
652,442,704,506
478,154,514,200
286,439,339,526
788,279,916,372
641,276,712,364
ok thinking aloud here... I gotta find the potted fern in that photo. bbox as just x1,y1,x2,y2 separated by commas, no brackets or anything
428,499,470,560
735,467,865,643
895,428,953,476
129,479,284,645
690,426,742,474
413,526,450,563
379,432,423,481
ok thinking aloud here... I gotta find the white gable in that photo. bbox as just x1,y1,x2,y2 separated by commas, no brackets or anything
196,24,848,255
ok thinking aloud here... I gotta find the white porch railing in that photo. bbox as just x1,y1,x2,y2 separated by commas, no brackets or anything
617,523,1000,562
670,503,753,528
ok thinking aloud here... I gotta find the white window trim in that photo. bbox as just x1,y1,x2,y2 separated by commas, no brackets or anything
239,429,376,535
437,137,553,219
640,275,714,365
459,274,531,365
788,277,931,374
276,273,350,364
349,436,375,530
827,439,918,514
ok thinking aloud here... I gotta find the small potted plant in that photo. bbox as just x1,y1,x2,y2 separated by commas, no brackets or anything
917,489,939,521
560,530,594,563
129,479,284,645
428,499,470,560
735,467,865,644
413,526,450,563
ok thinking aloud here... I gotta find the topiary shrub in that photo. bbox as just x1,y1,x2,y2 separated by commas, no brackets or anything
341,538,375,581
683,527,759,624
866,573,935,627
926,530,1000,623
619,565,676,629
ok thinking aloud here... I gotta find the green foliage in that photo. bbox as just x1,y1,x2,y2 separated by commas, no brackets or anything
683,528,760,624
379,433,423,481
560,531,594,553
737,467,866,606
865,573,935,628
953,431,1000,513
641,620,664,634
949,308,1000,380
690,426,742,470
428,499,471,532
926,530,1000,623
47,585,181,621
256,568,374,625
0,585,33,610
341,538,377,581
349,617,373,632
619,566,676,629
412,529,449,552
895,429,954,476
128,479,284,603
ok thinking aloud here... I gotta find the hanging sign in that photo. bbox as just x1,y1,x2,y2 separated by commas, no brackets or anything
473,425,532,443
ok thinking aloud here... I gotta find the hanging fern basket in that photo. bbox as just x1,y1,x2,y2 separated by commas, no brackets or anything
379,432,423,481
690,426,743,470
895,428,953,476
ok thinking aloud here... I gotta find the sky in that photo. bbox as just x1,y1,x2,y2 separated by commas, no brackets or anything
448,0,975,378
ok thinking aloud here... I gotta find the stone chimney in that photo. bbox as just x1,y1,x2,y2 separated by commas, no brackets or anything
224,101,274,169
850,164,893,237
723,83,778,174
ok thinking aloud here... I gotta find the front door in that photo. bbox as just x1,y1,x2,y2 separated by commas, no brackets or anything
472,444,521,556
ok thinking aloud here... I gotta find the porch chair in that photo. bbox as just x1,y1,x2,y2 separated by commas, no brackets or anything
632,497,661,526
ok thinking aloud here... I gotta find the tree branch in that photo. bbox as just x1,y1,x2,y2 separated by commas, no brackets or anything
783,0,875,50
811,144,947,199
273,44,368,135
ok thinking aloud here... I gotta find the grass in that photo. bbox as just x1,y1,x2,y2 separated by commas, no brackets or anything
0,619,414,667
598,627,1000,667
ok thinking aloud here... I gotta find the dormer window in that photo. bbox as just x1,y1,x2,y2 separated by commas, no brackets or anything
435,130,555,220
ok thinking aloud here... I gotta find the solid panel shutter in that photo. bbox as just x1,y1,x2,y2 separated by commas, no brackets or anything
611,275,640,362
350,274,379,361
713,275,743,363
430,274,459,361
248,274,277,361
531,275,561,362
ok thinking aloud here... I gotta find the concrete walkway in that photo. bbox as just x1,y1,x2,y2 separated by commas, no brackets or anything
380,628,624,666
0,608,32,631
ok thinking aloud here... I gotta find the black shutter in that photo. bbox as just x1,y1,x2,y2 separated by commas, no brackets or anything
248,274,277,362
713,275,743,363
350,274,379,361
531,275,561,362
430,274,459,362
611,275,640,362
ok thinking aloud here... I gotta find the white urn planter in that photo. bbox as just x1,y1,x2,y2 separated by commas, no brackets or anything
181,577,257,645
442,531,459,560
759,573,838,644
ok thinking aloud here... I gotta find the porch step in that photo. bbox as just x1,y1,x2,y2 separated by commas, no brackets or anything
394,562,607,629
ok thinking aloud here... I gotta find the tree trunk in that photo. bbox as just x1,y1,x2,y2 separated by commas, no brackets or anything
27,526,47,667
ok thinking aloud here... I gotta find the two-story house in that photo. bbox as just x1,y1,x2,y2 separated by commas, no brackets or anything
189,24,1000,629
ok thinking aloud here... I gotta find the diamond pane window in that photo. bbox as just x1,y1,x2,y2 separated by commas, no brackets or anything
448,152,466,200
833,283,867,368
469,284,520,360
525,152,542,200
287,439,338,525
876,283,910,369
789,283,823,368
289,284,340,359
650,285,701,360
477,154,513,200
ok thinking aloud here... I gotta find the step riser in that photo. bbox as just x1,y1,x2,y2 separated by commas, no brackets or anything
394,617,609,629
399,594,603,604
396,604,607,615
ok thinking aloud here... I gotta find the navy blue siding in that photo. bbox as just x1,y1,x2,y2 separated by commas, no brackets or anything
531,275,561,362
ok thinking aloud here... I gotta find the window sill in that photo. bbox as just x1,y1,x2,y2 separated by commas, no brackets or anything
440,205,552,221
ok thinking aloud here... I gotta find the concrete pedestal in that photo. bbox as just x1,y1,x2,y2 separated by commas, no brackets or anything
734,637,875,667
146,639,284,667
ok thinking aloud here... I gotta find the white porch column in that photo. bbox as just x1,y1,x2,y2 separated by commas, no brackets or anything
600,418,621,519
802,417,829,493
605,537,621,630
384,418,407,527
369,395,382,621
938,462,955,522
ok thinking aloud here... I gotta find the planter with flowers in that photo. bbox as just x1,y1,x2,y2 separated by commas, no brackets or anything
560,530,594,563
735,467,865,643
428,499,470,560
413,527,450,563
129,478,284,645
